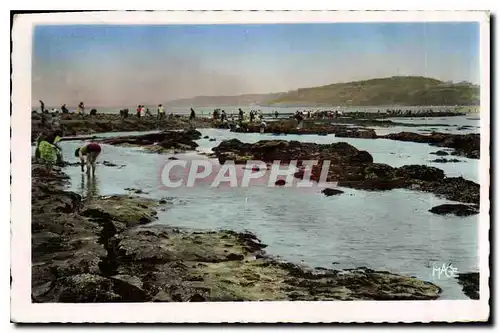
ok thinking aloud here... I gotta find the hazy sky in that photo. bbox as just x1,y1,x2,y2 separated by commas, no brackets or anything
32,22,480,107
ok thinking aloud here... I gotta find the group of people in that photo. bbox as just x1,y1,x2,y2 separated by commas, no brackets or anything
35,99,102,176
211,109,228,122
134,104,166,119
235,108,264,123
292,109,343,120
38,100,86,115
35,130,102,176
294,111,305,129
384,108,443,116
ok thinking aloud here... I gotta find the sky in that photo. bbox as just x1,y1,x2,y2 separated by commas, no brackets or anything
32,22,480,107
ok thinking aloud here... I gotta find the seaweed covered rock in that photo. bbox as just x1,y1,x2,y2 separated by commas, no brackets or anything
429,204,479,216
395,165,445,182
420,177,480,204
321,188,344,196
335,128,377,139
99,130,201,152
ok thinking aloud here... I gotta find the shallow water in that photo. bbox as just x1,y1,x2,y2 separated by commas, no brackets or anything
385,116,480,128
370,115,480,136
58,123,479,300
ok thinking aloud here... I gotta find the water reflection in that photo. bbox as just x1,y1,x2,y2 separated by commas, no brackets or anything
79,173,100,201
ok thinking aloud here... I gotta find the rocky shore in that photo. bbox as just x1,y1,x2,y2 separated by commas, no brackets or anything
31,113,213,142
98,129,202,153
212,139,480,205
32,113,480,160
31,163,442,302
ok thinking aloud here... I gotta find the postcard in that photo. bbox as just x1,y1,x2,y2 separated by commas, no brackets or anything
11,10,490,323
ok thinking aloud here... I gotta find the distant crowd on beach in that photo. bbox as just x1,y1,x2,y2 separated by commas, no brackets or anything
33,100,97,128
34,100,92,116
33,98,472,132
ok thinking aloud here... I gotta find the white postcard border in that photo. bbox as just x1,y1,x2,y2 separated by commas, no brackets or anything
11,10,490,323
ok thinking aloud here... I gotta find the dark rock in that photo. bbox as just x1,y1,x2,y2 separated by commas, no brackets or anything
123,188,149,195
100,130,202,152
275,179,286,186
39,274,121,302
364,163,396,179
225,253,245,261
188,294,206,302
211,139,478,203
395,165,445,182
430,150,449,156
102,160,125,168
429,204,479,216
209,138,216,142
430,158,462,163
336,129,377,139
456,272,479,299
421,177,480,204
321,188,344,196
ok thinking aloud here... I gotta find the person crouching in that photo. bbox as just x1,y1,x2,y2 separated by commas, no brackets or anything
75,142,102,176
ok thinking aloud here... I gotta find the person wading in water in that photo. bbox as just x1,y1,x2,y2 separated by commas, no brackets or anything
75,142,102,176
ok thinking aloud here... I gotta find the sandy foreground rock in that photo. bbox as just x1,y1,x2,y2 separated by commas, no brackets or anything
31,164,442,302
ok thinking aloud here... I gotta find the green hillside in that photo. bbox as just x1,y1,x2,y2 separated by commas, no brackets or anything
165,76,480,107
267,76,479,106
